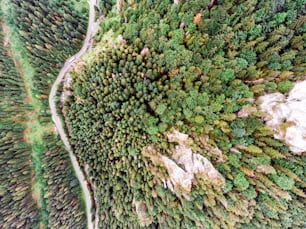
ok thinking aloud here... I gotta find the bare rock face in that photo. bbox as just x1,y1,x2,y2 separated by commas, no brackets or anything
259,80,306,154
117,34,126,45
143,129,225,199
166,130,225,189
140,47,149,57
160,155,193,193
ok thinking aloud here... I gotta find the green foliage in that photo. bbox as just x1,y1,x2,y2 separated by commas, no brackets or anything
42,135,86,227
156,103,167,115
124,23,139,41
194,115,204,124
0,0,88,227
164,47,193,71
228,153,241,168
10,0,87,102
231,119,246,138
273,12,288,26
62,0,306,227
233,172,249,191
221,69,235,83
223,180,233,193
242,186,257,199
278,80,294,93
238,49,257,65
170,29,184,44
0,22,39,228
270,173,295,190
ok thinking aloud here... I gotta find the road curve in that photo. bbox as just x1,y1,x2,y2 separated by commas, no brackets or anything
48,0,100,228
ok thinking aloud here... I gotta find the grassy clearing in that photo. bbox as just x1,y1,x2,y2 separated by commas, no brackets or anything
31,142,49,226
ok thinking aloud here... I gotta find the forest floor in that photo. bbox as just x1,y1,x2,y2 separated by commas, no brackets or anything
1,21,50,227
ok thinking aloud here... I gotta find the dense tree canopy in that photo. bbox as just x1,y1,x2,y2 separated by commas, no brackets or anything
1,0,305,228
1,0,88,227
64,0,306,228
0,23,38,228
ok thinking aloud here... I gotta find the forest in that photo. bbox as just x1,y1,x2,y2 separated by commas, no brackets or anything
0,22,39,228
63,0,306,228
0,0,305,228
0,0,88,228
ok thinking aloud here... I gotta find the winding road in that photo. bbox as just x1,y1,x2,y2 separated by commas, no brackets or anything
48,0,101,228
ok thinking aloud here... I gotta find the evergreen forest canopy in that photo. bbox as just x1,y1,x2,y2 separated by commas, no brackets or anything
0,0,305,228
0,0,88,228
63,0,306,228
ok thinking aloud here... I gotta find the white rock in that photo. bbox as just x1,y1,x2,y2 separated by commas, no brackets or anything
160,155,193,192
259,80,306,154
143,130,225,199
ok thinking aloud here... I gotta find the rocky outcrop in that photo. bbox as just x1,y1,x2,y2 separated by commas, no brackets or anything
259,80,306,154
143,129,225,199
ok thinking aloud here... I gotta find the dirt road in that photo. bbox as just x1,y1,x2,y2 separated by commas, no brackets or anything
48,0,101,228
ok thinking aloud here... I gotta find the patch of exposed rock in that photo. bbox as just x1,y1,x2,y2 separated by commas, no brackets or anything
143,129,225,199
259,80,306,154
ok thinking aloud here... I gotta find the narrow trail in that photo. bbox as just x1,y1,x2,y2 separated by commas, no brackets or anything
49,0,102,228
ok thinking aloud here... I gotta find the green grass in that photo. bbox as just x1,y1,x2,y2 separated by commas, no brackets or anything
31,143,49,227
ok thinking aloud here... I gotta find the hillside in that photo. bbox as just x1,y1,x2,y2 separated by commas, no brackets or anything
0,0,305,228
62,0,306,228
0,0,89,227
